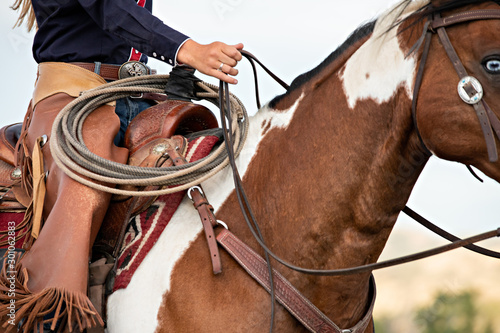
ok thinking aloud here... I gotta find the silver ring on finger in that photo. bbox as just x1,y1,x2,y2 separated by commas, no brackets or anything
218,62,224,71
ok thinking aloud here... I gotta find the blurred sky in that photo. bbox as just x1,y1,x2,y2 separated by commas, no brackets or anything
1,0,499,243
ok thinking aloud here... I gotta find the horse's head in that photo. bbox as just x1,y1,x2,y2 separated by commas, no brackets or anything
409,0,500,181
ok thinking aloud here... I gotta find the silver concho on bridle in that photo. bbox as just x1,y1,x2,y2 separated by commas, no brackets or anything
457,76,483,104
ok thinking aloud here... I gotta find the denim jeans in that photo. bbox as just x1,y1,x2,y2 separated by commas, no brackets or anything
113,97,156,147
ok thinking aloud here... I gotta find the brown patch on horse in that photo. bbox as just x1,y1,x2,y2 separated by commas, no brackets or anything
261,119,271,136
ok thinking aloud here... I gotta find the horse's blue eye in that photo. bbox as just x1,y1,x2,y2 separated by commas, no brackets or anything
484,59,500,74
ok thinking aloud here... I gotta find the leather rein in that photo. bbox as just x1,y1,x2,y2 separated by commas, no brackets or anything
224,12,500,274
204,10,500,333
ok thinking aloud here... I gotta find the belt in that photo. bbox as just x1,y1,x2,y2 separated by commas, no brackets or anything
72,61,166,102
71,61,156,81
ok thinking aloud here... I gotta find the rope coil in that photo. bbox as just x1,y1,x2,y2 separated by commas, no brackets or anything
49,74,249,196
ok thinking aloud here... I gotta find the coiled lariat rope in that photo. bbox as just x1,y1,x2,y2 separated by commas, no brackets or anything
49,74,249,196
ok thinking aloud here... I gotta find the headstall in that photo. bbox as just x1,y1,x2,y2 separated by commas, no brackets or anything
412,8,500,162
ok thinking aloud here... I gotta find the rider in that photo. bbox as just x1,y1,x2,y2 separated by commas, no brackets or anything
2,0,243,331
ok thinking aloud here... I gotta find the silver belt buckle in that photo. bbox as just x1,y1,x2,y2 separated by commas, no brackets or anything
118,61,151,79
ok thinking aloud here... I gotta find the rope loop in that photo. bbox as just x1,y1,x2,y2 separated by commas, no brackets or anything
49,74,249,196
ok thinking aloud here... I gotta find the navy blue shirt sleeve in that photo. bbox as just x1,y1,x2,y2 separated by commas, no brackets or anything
78,0,189,65
32,0,189,66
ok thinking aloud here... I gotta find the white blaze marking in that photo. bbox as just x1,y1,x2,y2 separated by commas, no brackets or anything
340,0,428,109
106,96,303,332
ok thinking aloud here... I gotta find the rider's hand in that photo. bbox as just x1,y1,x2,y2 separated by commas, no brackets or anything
176,40,244,84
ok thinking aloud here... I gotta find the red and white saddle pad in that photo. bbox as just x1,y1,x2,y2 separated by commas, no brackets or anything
113,134,220,291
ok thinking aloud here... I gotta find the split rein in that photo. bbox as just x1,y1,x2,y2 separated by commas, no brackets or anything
217,51,500,332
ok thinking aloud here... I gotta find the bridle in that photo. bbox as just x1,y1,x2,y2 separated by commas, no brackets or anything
412,8,500,162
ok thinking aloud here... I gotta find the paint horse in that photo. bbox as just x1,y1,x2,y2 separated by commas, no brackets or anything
104,0,500,331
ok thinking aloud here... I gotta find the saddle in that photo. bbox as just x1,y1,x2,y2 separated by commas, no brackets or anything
0,123,22,167
0,98,218,329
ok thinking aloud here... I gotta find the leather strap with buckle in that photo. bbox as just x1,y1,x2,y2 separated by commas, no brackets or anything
72,61,155,81
72,61,166,101
160,139,223,274
216,229,376,333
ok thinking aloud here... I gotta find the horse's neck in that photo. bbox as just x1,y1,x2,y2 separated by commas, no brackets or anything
241,82,426,267
245,24,425,254
217,16,429,327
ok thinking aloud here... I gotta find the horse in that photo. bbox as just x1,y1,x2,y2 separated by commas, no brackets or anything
63,0,500,331
103,0,500,331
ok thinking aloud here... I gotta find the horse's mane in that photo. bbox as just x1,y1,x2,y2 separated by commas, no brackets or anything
269,0,499,108
268,20,375,108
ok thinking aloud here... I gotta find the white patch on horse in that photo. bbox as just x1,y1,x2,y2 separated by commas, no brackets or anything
106,95,303,333
340,0,427,109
